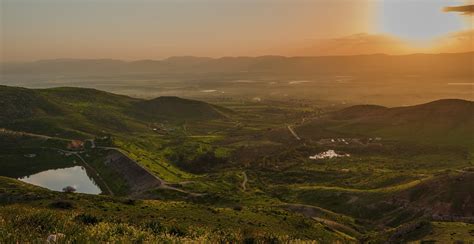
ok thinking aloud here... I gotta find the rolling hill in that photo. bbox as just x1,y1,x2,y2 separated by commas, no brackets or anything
0,86,65,123
332,99,473,123
394,171,474,217
0,86,227,139
297,99,474,146
133,96,226,120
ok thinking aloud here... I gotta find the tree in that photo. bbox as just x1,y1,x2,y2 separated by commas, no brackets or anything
62,186,76,193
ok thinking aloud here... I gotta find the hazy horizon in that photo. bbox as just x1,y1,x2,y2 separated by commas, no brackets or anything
1,49,473,64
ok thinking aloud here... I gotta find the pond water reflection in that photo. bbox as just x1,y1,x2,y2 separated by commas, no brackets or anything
18,166,102,194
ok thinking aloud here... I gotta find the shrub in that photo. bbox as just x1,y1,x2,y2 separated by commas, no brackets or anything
233,205,243,211
168,226,187,237
122,198,136,205
49,200,74,209
75,213,100,225
62,186,76,193
144,220,165,234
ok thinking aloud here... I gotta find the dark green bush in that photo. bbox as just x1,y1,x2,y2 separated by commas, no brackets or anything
49,200,74,209
144,220,165,234
168,226,187,237
74,213,100,225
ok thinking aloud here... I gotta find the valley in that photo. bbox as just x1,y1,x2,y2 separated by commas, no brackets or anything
0,85,472,242
2,0,474,241
2,53,473,107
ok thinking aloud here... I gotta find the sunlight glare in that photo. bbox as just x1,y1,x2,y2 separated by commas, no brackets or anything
377,0,466,42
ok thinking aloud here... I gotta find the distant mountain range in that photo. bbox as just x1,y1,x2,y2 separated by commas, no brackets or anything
2,52,473,77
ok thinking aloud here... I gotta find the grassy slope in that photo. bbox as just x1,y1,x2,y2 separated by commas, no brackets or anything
0,85,228,139
0,176,350,243
133,96,229,121
326,99,474,147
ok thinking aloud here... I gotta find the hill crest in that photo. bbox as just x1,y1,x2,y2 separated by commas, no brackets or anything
134,96,225,120
333,99,473,121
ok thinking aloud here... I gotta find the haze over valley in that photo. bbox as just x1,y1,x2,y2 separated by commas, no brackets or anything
2,52,473,107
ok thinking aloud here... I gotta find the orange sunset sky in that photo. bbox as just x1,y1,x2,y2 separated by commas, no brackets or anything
0,0,473,61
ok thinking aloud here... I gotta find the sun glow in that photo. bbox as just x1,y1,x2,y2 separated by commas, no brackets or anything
377,0,466,42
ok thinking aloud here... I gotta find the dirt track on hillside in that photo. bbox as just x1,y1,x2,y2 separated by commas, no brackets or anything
241,171,248,191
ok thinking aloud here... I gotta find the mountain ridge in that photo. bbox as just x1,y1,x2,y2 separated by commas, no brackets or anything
3,51,473,76
6,51,472,64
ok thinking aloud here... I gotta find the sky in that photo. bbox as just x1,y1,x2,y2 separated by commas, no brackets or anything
0,0,472,61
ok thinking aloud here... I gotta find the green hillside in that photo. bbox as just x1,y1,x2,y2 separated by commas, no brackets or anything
0,86,65,123
395,171,474,217
133,96,226,120
0,86,228,139
333,99,473,124
298,99,474,147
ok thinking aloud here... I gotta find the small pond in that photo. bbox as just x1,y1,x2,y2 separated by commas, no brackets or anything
18,166,102,194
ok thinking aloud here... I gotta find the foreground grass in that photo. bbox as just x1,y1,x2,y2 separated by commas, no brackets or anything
0,206,310,243
0,177,350,243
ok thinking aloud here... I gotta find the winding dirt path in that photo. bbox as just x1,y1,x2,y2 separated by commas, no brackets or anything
0,128,69,141
283,203,359,240
241,171,248,191
287,125,301,141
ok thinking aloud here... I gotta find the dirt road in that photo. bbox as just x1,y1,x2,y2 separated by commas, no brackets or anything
287,125,301,141
241,171,248,191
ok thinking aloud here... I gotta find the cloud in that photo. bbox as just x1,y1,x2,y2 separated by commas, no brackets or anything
280,33,414,56
274,31,473,57
443,5,474,15
433,30,474,53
